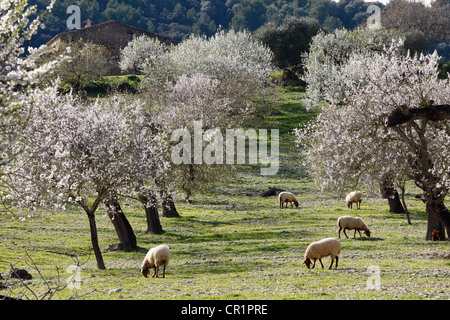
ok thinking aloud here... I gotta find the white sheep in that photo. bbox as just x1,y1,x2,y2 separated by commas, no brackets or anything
141,245,170,278
278,191,299,208
302,238,341,269
337,216,371,238
345,191,363,209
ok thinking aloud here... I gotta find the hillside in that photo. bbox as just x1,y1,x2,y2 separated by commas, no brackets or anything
30,0,382,45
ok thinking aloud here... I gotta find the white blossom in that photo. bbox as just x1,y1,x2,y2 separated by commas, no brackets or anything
122,29,275,85
296,41,450,197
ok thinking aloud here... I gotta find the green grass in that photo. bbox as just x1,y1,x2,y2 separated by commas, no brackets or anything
84,75,143,98
1,86,449,300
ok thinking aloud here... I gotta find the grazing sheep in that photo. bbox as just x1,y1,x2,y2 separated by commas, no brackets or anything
303,238,341,270
431,230,441,241
345,191,363,209
278,191,299,208
337,216,371,238
141,245,170,278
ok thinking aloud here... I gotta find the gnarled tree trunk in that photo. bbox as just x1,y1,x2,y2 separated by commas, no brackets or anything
380,178,405,214
86,210,106,269
76,192,106,270
425,199,449,240
387,105,450,240
103,192,137,251
155,178,180,218
161,193,179,218
410,146,449,241
139,190,164,235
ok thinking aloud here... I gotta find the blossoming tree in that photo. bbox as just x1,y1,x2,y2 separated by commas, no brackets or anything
0,0,66,167
296,42,450,240
122,30,276,203
121,29,275,85
4,89,169,269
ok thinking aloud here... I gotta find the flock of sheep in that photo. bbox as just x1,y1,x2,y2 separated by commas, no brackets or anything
280,190,371,270
140,190,371,278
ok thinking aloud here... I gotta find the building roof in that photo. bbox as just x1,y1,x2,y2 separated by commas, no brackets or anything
46,20,177,50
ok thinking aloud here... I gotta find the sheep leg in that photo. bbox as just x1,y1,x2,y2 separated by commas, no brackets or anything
329,257,334,269
353,229,357,238
162,263,166,278
338,227,342,238
153,266,158,278
335,256,339,269
311,259,316,269
357,230,362,237
318,258,324,269
343,229,349,238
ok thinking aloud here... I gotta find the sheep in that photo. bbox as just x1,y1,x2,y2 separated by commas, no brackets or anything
141,245,170,278
431,230,441,241
302,238,341,270
278,191,299,208
345,191,363,209
337,216,371,238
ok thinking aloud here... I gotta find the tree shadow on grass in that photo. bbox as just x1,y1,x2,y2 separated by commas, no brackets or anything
354,237,384,241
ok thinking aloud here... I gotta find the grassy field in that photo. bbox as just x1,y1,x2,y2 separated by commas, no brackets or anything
0,86,449,300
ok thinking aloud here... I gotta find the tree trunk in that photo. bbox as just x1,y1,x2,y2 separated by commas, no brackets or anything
424,198,450,240
161,194,180,218
387,107,450,240
139,191,164,235
86,211,106,269
155,179,180,218
398,185,412,225
103,192,137,251
412,149,450,240
380,179,405,213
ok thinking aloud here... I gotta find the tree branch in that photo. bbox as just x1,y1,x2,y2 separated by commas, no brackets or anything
386,104,450,127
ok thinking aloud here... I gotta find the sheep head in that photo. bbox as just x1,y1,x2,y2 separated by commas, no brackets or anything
141,267,149,278
302,258,312,269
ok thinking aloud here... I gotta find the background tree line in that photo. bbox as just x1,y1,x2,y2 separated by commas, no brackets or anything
29,0,384,45
30,0,449,77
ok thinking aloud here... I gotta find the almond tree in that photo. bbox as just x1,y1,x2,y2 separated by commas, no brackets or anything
0,0,66,167
301,27,409,213
4,89,169,269
119,34,168,75
296,44,450,240
156,73,251,202
45,39,113,92
135,29,275,85
122,30,276,204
